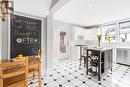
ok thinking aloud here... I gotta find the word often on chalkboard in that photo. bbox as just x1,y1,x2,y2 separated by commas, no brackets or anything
10,14,41,58
15,31,39,44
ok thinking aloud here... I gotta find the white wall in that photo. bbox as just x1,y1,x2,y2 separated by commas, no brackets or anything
47,14,53,70
53,20,74,63
3,18,9,59
42,18,47,76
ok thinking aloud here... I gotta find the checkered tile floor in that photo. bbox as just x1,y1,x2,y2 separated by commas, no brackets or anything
29,58,130,87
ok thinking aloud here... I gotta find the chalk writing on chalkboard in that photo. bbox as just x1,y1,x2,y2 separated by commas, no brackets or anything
10,14,41,58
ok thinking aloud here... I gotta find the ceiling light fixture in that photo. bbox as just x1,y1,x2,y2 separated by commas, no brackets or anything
0,0,14,21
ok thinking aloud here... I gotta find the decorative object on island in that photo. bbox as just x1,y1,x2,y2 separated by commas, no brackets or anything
106,36,112,46
0,0,14,21
121,37,125,42
97,33,102,47
120,33,127,42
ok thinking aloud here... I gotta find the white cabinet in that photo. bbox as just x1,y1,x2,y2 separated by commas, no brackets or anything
117,48,130,65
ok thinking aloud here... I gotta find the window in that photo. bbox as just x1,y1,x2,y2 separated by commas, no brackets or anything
102,24,116,42
119,21,130,42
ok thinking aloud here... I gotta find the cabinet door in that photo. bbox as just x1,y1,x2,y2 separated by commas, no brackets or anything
117,49,123,64
128,50,130,64
117,49,130,65
123,50,128,65
124,49,130,65
104,51,109,71
108,50,112,68
104,50,113,71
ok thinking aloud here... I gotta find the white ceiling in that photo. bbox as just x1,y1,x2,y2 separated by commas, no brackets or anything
15,0,52,17
54,0,130,26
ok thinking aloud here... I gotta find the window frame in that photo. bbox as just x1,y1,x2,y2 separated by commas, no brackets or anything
102,24,116,43
119,21,130,42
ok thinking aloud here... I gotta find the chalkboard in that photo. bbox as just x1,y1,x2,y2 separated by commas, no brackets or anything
10,14,41,58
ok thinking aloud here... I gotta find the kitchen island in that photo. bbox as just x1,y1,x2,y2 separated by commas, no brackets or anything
86,47,113,81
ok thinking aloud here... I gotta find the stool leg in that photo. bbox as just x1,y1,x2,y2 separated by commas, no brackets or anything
84,57,86,67
79,58,82,69
79,46,83,69
86,57,88,75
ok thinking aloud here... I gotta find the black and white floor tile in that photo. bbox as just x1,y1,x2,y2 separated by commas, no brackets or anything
29,58,130,87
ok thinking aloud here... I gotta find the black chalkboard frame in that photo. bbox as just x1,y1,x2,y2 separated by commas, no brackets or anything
10,14,42,58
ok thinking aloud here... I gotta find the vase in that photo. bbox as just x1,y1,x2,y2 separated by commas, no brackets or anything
98,39,101,47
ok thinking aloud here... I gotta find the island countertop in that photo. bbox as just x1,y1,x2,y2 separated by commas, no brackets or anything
87,47,112,51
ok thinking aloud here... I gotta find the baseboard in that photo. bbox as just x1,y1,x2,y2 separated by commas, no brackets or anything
117,63,130,67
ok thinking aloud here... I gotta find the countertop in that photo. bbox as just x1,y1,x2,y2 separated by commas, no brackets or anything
116,47,130,49
87,47,112,51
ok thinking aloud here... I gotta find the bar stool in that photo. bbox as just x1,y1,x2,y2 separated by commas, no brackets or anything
79,47,87,69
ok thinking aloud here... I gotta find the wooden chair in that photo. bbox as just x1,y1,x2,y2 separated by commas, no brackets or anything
0,57,28,87
29,49,42,87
